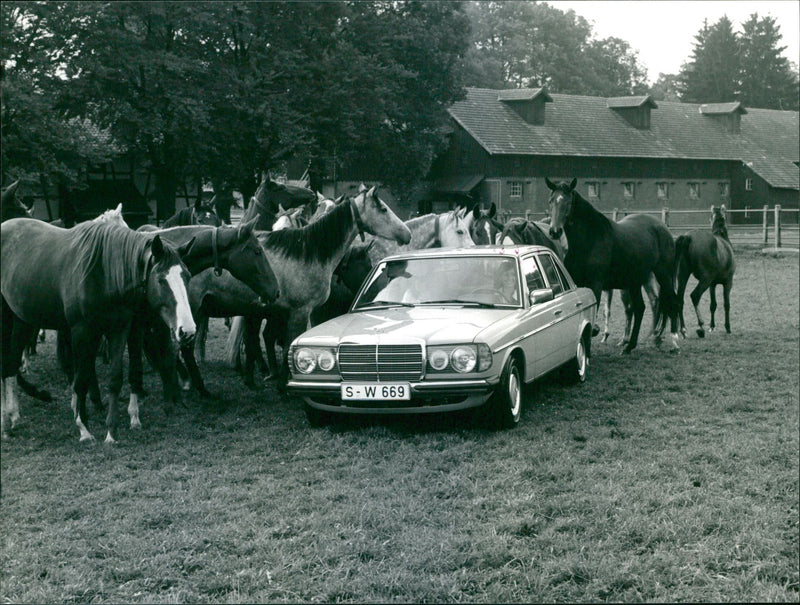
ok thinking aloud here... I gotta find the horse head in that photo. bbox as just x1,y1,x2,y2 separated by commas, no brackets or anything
469,203,502,245
439,207,475,248
351,186,411,245
545,177,578,239
337,241,375,293
193,196,223,227
710,205,729,240
219,217,281,302
146,235,196,346
1,180,34,222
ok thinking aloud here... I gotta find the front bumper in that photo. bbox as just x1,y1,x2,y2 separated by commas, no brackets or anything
287,378,499,415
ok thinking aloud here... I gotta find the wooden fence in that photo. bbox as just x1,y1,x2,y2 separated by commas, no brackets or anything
499,206,800,249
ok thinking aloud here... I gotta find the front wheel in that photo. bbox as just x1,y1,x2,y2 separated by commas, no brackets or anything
486,356,523,429
563,332,590,384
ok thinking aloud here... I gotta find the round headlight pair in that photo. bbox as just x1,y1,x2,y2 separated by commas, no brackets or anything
429,346,477,373
293,348,336,374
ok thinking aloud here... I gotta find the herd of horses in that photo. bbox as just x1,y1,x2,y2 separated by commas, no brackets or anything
0,176,735,442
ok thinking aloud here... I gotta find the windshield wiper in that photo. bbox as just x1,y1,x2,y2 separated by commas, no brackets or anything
355,300,416,309
420,298,499,308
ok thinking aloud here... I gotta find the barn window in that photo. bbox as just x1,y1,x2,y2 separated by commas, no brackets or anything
657,182,669,199
622,182,635,198
586,182,600,198
745,178,753,191
718,182,730,197
688,182,701,199
508,181,523,198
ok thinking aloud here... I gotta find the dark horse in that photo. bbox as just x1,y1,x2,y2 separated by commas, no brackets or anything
546,177,680,353
240,172,318,231
1,219,195,441
162,197,222,228
675,205,736,337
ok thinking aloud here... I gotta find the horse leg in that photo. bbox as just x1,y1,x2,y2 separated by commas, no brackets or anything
690,280,711,338
181,340,213,398
675,266,691,339
69,325,101,442
127,322,145,430
6,319,38,428
617,289,635,347
601,290,613,344
103,327,131,444
242,316,265,388
193,314,209,363
622,288,645,354
708,286,718,332
722,281,732,334
644,273,660,337
142,318,185,409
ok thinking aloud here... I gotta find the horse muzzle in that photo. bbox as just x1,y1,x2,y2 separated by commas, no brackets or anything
549,227,563,239
177,325,196,346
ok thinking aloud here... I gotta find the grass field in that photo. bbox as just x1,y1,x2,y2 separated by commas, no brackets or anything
1,248,798,603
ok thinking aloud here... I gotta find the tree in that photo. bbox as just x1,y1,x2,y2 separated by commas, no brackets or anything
678,16,740,103
648,73,682,102
738,13,798,110
462,1,647,96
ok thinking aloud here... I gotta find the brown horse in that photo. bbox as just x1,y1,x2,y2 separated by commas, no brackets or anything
675,205,736,337
546,177,679,354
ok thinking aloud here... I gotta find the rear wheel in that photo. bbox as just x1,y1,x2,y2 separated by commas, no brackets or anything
486,356,523,428
304,403,332,428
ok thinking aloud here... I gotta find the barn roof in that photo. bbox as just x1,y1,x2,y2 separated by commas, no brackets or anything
448,88,799,189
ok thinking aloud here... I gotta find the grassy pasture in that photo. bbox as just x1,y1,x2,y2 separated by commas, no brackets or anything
1,248,798,603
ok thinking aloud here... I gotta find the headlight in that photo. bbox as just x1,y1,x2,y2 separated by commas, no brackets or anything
294,348,317,374
429,349,450,371
292,347,337,374
450,346,477,373
477,343,493,372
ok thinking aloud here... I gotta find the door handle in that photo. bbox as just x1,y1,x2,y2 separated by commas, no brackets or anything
575,301,583,307
554,309,562,316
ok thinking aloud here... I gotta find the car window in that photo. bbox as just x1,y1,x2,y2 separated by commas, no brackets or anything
552,257,573,291
537,253,564,296
520,256,546,292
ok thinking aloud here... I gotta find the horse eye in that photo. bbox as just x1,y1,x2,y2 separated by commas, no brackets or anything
456,230,464,235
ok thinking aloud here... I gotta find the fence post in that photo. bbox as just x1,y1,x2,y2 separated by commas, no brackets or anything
612,208,618,222
774,205,782,248
762,205,769,245
661,206,669,226
525,210,531,221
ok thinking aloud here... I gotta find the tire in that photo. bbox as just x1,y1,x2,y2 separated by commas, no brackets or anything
564,331,589,384
486,356,523,429
304,403,332,428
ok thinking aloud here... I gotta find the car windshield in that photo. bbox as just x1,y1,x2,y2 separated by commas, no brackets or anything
354,256,522,309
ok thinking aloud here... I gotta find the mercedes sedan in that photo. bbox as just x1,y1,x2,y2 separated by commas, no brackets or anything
287,245,596,428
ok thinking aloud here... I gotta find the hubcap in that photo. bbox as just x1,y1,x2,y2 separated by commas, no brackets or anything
577,340,587,380
508,370,521,417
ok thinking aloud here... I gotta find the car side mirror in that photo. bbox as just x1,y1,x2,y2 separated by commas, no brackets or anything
529,288,554,305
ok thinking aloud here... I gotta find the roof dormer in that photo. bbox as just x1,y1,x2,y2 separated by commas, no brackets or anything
699,102,747,134
607,95,658,129
498,88,553,125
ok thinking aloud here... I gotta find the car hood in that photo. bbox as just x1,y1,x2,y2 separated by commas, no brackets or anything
293,306,519,346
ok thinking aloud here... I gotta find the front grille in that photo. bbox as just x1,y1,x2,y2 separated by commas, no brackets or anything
338,344,423,382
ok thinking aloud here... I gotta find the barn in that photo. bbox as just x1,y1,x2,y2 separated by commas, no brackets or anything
423,88,799,227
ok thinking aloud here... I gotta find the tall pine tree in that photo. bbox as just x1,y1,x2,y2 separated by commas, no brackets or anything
679,16,740,103
738,14,799,110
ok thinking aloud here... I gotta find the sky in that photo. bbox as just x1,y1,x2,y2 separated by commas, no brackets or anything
549,1,800,83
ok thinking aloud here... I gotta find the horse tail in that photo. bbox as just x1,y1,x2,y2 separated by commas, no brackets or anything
653,235,685,337
224,316,246,369
674,234,691,289
16,373,53,402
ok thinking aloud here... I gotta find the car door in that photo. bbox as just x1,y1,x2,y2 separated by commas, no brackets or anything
515,254,559,379
536,252,582,371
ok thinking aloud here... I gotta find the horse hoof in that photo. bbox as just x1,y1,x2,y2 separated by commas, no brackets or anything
591,326,600,337
600,334,609,344
104,433,117,445
621,346,634,356
696,329,705,338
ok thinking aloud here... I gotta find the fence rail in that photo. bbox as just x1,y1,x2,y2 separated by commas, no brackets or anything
498,206,800,249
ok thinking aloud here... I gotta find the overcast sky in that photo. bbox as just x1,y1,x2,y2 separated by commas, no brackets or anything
549,1,800,83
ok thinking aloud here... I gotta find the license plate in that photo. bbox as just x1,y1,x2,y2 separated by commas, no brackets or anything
341,383,411,401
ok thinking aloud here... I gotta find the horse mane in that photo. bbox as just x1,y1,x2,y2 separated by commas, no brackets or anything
263,199,355,264
570,189,612,235
70,222,158,297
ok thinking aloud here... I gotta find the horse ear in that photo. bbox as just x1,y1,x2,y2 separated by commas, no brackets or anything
2,180,20,202
568,178,577,191
114,202,123,213
721,204,726,214
316,191,325,202
471,203,481,220
151,234,165,258
489,202,497,218
238,217,257,239
277,203,286,213
335,194,346,204
544,177,556,191
358,183,368,194
194,197,203,210
176,236,196,258
366,239,376,252
366,185,378,200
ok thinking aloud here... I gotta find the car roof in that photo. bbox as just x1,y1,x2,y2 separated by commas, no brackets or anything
378,244,554,263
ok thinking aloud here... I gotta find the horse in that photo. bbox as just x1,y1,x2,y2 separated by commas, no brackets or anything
499,216,567,258
545,177,680,353
363,206,476,264
1,219,195,442
469,203,505,245
240,172,318,231
675,205,736,338
162,197,222,228
227,185,412,385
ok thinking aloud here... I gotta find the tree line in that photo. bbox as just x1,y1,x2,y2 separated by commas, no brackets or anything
2,1,797,215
